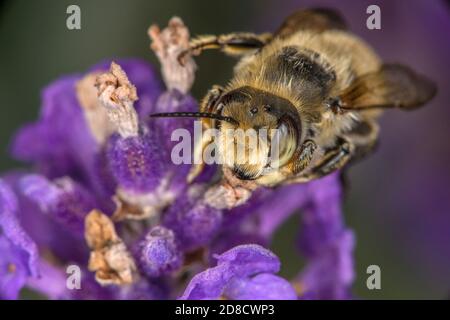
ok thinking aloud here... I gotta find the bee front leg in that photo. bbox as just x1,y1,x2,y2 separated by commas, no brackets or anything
187,85,224,183
187,128,213,183
291,138,354,183
178,32,272,64
258,140,317,187
287,140,317,175
200,85,224,114
345,120,379,164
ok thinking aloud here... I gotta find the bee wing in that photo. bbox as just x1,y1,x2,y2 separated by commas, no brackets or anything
274,8,347,39
339,64,437,111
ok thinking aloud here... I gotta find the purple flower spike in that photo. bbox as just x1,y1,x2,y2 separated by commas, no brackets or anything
299,230,354,300
107,133,167,194
297,173,355,300
179,244,294,300
19,174,96,236
164,196,222,251
0,180,39,278
135,226,183,278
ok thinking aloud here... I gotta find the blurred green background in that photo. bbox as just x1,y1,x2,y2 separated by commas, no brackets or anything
1,0,449,299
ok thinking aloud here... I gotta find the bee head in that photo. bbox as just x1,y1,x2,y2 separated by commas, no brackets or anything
218,86,301,180
149,86,302,182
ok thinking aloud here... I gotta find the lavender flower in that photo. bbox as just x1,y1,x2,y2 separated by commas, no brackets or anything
296,174,355,299
0,18,355,300
19,174,96,236
180,244,297,300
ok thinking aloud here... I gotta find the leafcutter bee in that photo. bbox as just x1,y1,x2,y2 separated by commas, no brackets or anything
151,8,436,187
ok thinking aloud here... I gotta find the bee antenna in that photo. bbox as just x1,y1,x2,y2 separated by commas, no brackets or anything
150,112,239,125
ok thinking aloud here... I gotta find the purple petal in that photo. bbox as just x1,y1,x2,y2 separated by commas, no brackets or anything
0,236,29,300
179,244,280,300
26,260,68,300
299,230,354,300
297,173,355,299
135,226,183,278
9,74,115,212
19,174,96,236
300,173,345,256
10,59,161,206
224,273,297,300
209,231,267,265
0,179,39,277
2,172,88,264
215,244,280,272
10,75,96,179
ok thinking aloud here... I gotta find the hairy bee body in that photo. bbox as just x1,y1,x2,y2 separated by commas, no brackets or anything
227,29,383,185
154,9,436,187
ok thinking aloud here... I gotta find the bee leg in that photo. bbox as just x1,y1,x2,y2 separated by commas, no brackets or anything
287,140,317,175
187,86,224,183
178,32,272,64
187,129,213,183
200,85,224,113
293,138,354,183
262,140,316,186
344,120,379,164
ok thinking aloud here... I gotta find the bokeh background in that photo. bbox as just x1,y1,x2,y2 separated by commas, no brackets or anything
0,0,449,299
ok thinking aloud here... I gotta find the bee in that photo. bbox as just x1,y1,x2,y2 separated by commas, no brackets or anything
151,8,436,187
